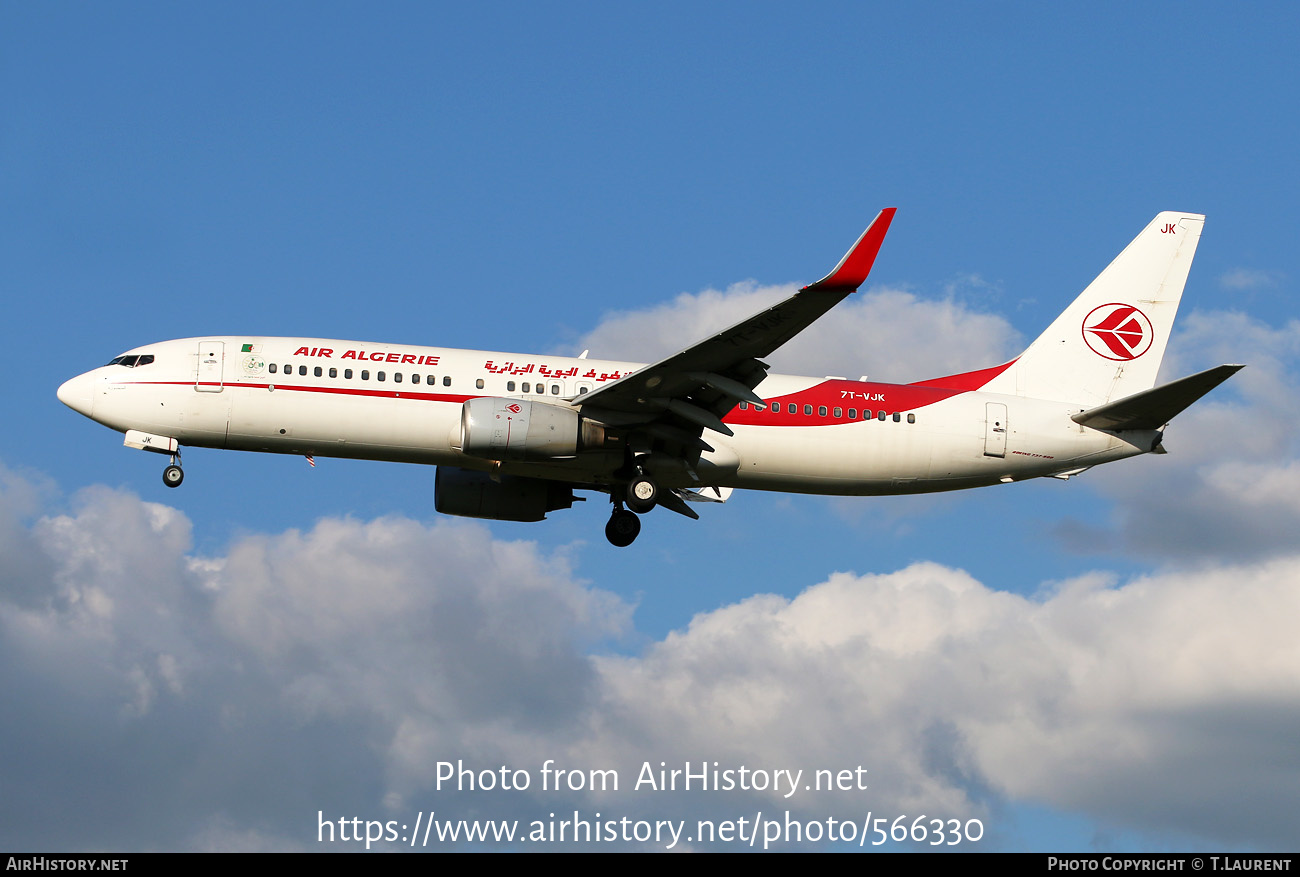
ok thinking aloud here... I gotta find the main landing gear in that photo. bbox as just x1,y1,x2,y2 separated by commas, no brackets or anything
626,474,658,513
604,468,660,547
162,451,184,488
605,507,641,547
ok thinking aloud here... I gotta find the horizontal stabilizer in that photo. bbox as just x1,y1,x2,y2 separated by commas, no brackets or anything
1071,364,1243,431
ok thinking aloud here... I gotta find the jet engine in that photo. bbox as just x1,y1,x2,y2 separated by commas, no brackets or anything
434,466,577,522
459,397,611,460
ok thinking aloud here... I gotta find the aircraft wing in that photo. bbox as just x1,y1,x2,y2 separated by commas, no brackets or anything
577,208,896,445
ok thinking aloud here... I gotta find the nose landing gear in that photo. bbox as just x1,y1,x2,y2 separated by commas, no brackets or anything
162,452,184,488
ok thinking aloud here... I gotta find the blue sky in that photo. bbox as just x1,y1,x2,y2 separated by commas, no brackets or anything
3,2,1299,852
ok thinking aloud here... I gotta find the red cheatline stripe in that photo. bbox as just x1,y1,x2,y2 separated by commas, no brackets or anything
124,380,475,404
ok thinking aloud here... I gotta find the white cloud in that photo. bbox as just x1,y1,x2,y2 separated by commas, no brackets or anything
569,559,1300,847
1218,268,1282,291
2,468,1298,850
568,282,1022,382
0,473,630,849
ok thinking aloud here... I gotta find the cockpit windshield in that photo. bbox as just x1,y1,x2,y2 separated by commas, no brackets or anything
106,354,155,368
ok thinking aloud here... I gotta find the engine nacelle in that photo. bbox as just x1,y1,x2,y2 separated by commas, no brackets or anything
435,466,576,522
459,397,609,460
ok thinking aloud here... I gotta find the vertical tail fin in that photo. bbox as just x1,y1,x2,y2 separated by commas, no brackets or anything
980,212,1205,406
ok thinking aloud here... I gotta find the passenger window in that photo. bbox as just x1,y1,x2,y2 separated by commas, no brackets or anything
907,413,916,424
299,366,307,376
878,411,886,421
893,413,901,422
804,405,812,415
269,363,278,374
443,376,451,387
314,367,322,377
329,368,337,378
788,403,797,414
377,371,386,382
507,381,516,392
739,402,748,410
476,379,485,390
834,407,842,418
522,382,531,393
361,370,369,380
394,372,403,383
818,406,827,416
283,364,291,374
848,408,857,420
551,384,560,395
578,386,588,394
345,369,353,379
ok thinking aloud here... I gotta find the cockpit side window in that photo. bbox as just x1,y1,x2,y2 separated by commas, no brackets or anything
107,354,153,367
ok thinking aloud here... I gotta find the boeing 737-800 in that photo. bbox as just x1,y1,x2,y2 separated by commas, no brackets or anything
57,209,1241,546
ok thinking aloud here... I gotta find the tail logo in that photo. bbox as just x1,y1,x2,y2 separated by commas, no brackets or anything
1082,303,1154,361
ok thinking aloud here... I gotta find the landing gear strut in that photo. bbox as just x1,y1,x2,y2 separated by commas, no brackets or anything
605,507,641,547
162,451,184,488
606,458,658,546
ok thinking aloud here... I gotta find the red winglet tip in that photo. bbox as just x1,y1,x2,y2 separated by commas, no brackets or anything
804,207,897,292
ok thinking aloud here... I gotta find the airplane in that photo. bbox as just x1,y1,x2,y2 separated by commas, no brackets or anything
57,209,1242,547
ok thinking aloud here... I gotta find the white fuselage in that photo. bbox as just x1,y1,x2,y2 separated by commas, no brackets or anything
58,336,1150,496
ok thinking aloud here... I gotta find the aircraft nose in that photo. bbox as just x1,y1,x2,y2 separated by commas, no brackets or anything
57,372,95,418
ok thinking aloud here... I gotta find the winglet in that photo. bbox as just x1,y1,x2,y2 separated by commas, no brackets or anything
802,207,897,292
